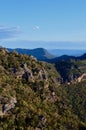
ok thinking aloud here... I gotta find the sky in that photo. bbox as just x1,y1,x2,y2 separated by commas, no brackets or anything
0,0,86,49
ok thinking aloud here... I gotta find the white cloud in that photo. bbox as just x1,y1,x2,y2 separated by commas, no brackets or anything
0,25,21,39
33,25,40,30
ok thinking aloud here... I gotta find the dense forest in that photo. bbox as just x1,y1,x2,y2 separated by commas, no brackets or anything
0,48,86,130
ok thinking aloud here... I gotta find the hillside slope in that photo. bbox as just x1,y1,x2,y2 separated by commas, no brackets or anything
0,48,86,130
7,48,55,61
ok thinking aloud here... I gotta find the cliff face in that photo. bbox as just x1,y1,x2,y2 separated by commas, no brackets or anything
0,48,86,130
55,60,86,84
0,48,60,115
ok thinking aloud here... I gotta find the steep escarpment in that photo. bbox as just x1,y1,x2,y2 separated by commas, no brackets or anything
0,48,86,130
0,48,60,129
55,59,86,83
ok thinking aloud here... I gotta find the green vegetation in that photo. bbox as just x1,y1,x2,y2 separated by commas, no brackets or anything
0,48,86,130
55,59,86,83
8,48,55,61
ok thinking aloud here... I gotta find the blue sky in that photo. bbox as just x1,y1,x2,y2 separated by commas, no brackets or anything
0,0,86,49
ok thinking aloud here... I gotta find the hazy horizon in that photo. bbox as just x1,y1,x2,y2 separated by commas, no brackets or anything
0,0,86,49
0,40,86,50
1,40,86,50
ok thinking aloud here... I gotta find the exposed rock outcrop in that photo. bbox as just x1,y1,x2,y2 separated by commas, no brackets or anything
37,69,47,81
77,73,86,82
13,63,48,84
0,96,17,116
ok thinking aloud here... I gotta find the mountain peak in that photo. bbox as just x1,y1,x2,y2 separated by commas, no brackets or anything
7,48,55,61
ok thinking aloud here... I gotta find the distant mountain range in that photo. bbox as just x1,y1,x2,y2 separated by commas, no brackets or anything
78,53,86,60
48,49,86,57
50,54,86,63
7,48,86,62
7,48,55,61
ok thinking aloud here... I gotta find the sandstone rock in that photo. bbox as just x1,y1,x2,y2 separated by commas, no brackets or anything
0,97,17,115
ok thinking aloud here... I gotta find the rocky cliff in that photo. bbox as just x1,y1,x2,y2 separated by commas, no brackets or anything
0,48,86,130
